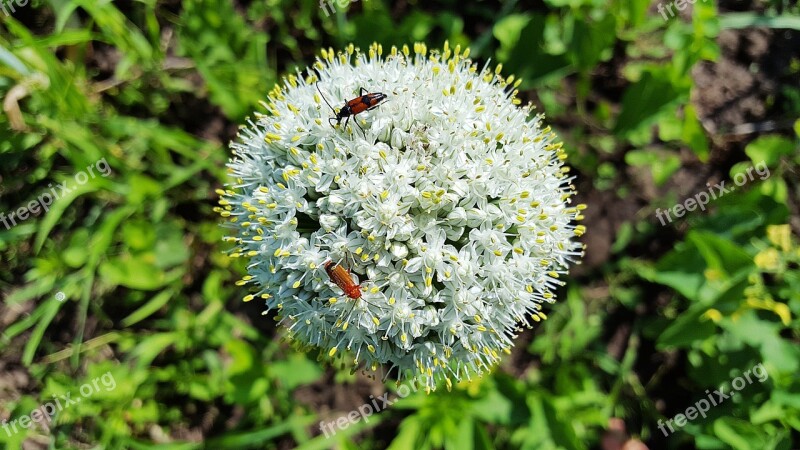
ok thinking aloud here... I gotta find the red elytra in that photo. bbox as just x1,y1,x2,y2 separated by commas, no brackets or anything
324,261,362,300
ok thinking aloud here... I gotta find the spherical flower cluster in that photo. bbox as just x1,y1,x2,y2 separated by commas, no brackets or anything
217,42,586,392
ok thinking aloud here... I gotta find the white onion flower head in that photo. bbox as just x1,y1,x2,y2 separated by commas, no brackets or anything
218,42,586,392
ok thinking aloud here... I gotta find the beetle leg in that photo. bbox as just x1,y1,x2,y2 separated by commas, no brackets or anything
354,118,367,138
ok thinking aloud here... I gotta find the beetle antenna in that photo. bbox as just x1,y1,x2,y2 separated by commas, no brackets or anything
316,83,337,115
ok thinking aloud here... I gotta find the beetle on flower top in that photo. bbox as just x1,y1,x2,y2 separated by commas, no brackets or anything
324,260,362,300
325,260,382,328
317,84,388,137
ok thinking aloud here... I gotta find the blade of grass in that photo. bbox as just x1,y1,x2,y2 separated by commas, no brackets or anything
22,299,62,365
204,415,316,447
0,44,31,76
3,275,57,305
40,331,120,364
719,12,800,30
70,206,134,367
0,301,49,346
126,440,201,450
33,183,99,253
120,289,174,327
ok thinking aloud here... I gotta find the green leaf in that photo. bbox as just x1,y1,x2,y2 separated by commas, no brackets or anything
493,14,532,61
128,332,180,368
681,104,710,161
713,417,767,450
122,220,157,251
759,335,800,373
445,417,474,450
62,230,90,268
569,13,616,72
522,394,583,450
224,339,256,376
99,256,170,290
744,135,796,167
473,424,493,450
126,173,163,206
639,244,706,302
657,305,717,349
152,225,190,269
270,354,324,390
496,14,572,86
691,208,765,240
624,149,681,185
658,104,709,162
614,71,683,138
470,388,514,425
688,231,753,279
387,415,423,450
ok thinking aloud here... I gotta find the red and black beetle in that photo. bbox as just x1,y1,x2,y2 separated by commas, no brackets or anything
317,84,388,137
324,260,362,300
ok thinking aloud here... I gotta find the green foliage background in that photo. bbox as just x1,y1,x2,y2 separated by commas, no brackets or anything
1,1,799,449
